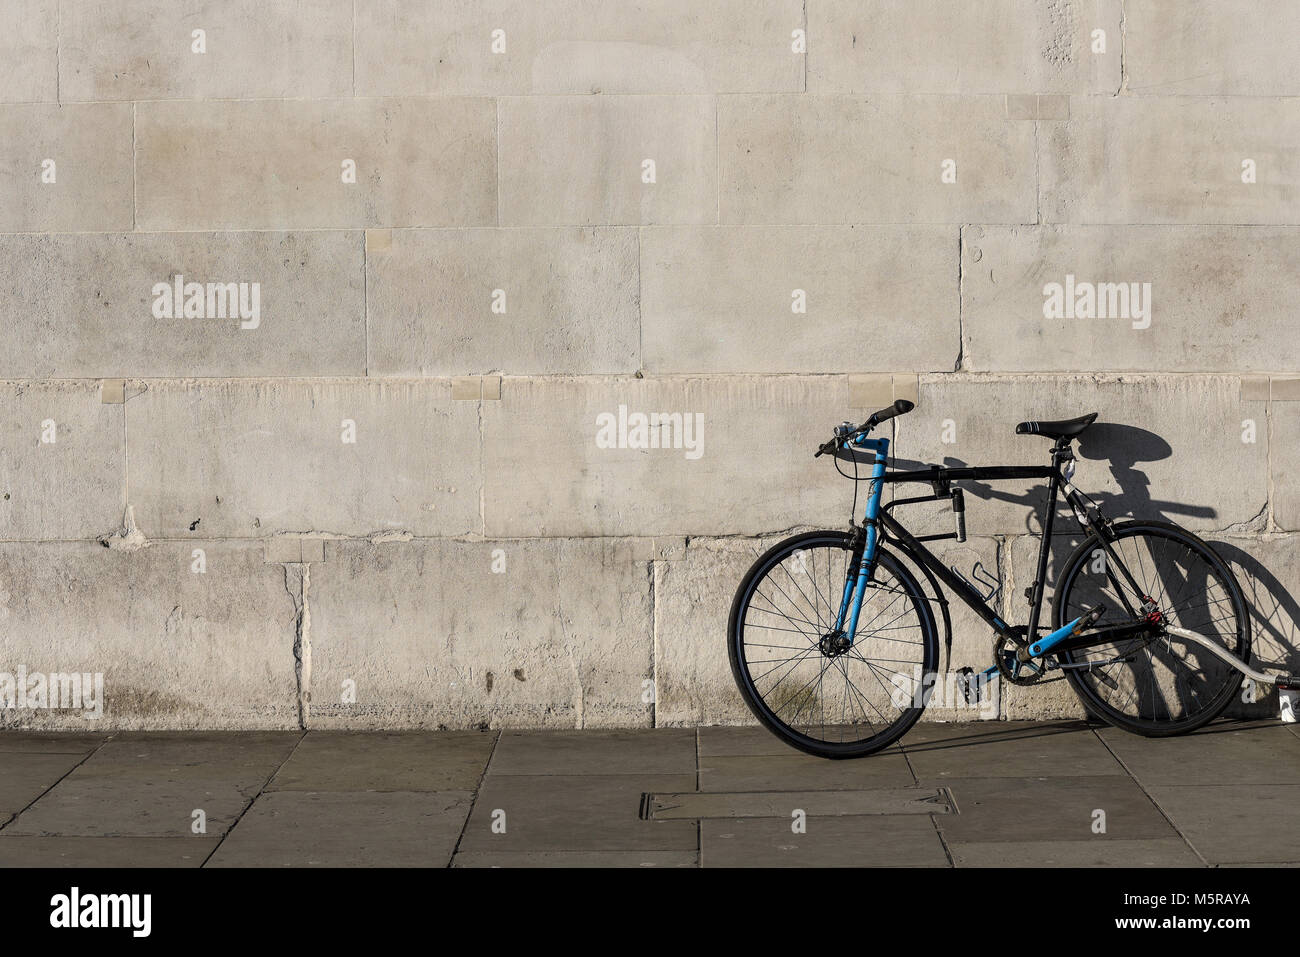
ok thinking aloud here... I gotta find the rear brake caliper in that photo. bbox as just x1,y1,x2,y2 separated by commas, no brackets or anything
1139,595,1163,627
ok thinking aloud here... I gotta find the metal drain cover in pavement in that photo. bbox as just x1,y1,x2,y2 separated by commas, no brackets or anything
640,787,956,821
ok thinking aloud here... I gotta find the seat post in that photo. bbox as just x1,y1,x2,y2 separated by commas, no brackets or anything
1025,444,1068,640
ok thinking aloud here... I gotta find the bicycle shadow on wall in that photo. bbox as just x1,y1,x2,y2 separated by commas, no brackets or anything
897,422,1298,721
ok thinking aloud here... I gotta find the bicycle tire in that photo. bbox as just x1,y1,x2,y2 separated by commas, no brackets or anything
1054,520,1250,736
728,530,938,758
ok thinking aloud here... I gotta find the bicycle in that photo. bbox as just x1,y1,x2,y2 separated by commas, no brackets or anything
728,399,1300,759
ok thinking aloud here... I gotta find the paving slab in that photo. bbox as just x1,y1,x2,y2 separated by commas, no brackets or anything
7,779,259,839
488,729,695,776
1144,785,1300,865
1098,720,1300,786
4,733,298,837
0,753,86,819
1221,861,1300,868
949,838,1202,868
934,775,1176,844
699,751,913,791
206,791,472,867
902,720,1123,779
701,816,948,867
452,850,697,868
0,836,218,868
79,732,301,778
269,731,495,792
0,732,110,754
645,787,952,819
698,725,797,758
459,774,697,853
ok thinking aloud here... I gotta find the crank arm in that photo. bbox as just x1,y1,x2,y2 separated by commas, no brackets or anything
1028,619,1155,659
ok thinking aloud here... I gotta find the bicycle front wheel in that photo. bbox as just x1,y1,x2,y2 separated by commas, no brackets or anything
728,531,938,759
1055,520,1250,736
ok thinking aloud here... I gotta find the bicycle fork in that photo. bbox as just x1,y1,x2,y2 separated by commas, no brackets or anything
830,436,890,646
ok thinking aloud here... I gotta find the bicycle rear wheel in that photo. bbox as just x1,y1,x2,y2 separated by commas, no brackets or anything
728,531,938,758
1054,520,1250,736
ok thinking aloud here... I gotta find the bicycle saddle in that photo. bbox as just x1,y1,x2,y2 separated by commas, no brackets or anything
1015,412,1098,439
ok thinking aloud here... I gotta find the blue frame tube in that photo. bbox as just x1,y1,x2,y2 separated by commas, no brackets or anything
840,437,889,644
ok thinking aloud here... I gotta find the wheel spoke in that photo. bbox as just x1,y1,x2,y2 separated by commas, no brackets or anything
1059,526,1245,730
734,538,931,753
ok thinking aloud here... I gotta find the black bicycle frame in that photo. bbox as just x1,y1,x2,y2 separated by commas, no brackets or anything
867,456,1153,651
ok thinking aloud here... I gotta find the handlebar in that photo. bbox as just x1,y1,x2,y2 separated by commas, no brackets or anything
814,399,915,458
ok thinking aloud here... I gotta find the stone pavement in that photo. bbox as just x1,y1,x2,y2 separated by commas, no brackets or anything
0,719,1296,868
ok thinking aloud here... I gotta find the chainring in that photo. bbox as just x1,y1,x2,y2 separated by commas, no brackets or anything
993,633,1053,686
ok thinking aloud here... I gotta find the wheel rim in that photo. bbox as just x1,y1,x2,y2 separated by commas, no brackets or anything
735,539,933,749
1058,527,1245,729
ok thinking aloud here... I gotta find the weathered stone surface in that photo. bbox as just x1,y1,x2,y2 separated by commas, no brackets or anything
355,0,803,94
0,543,298,729
1040,96,1300,224
1209,535,1300,719
0,381,123,541
641,225,958,373
498,95,716,225
367,227,639,375
895,375,1267,536
0,0,57,103
136,98,497,229
808,0,1121,94
1272,404,1300,531
1125,0,1300,96
308,538,654,728
962,225,1300,373
0,104,133,231
719,95,1037,224
481,375,854,537
60,0,353,100
125,379,481,538
0,232,365,378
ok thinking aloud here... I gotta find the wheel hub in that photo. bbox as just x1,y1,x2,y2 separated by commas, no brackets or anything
819,631,852,658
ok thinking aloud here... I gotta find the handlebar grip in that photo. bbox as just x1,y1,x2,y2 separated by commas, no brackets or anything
866,399,916,428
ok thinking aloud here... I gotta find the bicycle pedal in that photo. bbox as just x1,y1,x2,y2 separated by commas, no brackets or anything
954,667,979,704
